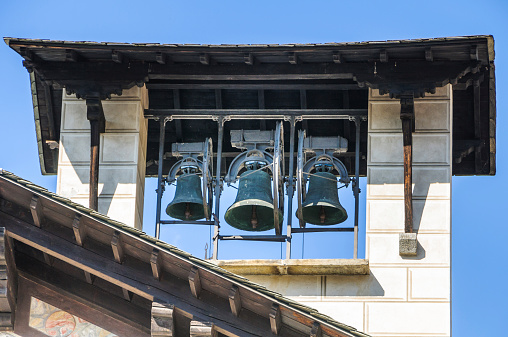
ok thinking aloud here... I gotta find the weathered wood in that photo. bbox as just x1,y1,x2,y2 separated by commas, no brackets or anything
400,94,414,234
86,97,105,211
190,320,216,337
289,53,298,65
151,249,162,281
72,214,85,246
228,285,241,317
200,53,210,65
310,322,322,337
189,266,202,299
244,53,254,65
30,195,43,228
151,302,175,336
111,231,124,264
269,303,281,335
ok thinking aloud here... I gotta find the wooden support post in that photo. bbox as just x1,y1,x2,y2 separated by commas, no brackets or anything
122,288,133,302
269,303,282,335
30,195,43,228
84,271,94,284
111,231,124,264
86,97,105,211
190,320,216,337
72,214,85,246
310,322,322,337
189,266,202,299
400,94,415,234
151,302,175,336
151,249,162,281
228,285,241,317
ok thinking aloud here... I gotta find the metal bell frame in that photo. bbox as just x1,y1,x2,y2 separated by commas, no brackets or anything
223,121,285,235
296,130,350,228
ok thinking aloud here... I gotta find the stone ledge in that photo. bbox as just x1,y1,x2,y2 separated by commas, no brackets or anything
212,259,369,276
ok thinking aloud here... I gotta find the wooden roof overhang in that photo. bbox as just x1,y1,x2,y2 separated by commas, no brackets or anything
0,170,369,337
4,35,496,176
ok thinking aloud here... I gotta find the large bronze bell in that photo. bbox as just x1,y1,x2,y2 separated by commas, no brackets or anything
225,169,283,231
298,171,348,226
166,173,208,221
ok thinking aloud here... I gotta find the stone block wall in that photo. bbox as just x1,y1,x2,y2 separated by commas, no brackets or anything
56,86,148,229
247,86,452,337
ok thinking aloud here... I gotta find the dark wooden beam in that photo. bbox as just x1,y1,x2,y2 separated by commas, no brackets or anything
244,53,254,65
310,322,322,337
150,249,162,281
228,285,241,317
333,51,343,64
400,94,414,234
269,303,281,335
146,83,362,90
380,49,388,62
42,81,57,143
151,302,175,336
173,89,183,142
111,231,124,264
474,80,482,173
425,47,433,62
29,195,43,228
189,266,202,299
200,53,210,65
0,228,13,330
72,214,85,246
190,320,216,337
86,97,105,211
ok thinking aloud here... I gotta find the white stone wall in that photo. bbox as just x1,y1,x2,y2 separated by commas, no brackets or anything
247,86,452,337
56,86,148,229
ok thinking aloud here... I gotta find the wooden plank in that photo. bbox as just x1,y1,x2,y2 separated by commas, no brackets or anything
189,266,202,299
310,322,322,337
190,320,216,337
30,195,43,228
151,249,162,281
269,303,282,335
151,302,175,336
400,95,414,234
72,214,85,246
111,231,125,264
228,285,241,317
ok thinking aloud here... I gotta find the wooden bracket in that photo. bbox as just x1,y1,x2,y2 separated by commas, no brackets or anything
332,51,343,64
425,47,433,62
30,195,43,228
72,214,85,246
244,53,254,65
151,301,175,336
200,53,210,65
289,53,298,65
380,49,388,62
151,249,162,281
122,288,133,302
111,231,124,264
310,322,322,337
400,94,415,234
112,50,124,63
65,49,78,62
84,271,95,284
190,320,216,337
269,303,282,335
189,266,202,299
228,285,241,317
156,52,167,65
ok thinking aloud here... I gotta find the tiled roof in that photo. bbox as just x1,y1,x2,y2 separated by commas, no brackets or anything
0,169,370,337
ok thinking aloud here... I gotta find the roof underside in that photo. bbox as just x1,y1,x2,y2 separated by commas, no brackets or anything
5,35,496,176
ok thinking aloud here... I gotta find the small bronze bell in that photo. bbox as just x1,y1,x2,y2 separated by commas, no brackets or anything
225,169,283,231
166,171,208,221
297,170,347,226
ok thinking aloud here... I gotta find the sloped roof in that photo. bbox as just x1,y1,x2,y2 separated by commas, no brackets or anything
0,169,369,337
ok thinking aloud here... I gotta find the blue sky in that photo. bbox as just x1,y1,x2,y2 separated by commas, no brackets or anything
1,0,506,335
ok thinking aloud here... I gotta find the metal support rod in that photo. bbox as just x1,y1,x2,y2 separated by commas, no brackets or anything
212,117,225,260
292,227,354,233
285,117,296,259
160,220,215,225
353,117,361,259
218,235,287,242
155,118,167,239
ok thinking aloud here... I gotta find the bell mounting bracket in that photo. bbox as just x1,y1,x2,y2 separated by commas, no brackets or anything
166,138,214,221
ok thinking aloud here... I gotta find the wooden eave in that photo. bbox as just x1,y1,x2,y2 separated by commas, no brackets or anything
4,35,496,176
0,170,369,337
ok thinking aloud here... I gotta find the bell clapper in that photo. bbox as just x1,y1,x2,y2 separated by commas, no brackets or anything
251,205,258,229
319,205,326,224
185,202,192,219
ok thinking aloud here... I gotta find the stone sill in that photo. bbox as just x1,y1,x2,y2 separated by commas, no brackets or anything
212,259,369,276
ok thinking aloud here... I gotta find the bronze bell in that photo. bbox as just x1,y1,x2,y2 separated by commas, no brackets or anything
225,169,283,231
166,172,208,221
297,171,348,226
